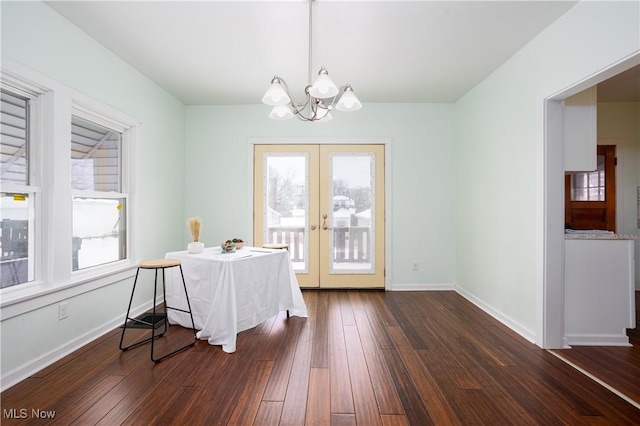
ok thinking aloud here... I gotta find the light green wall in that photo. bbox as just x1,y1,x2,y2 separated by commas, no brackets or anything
1,0,638,387
184,103,457,287
1,2,186,379
455,1,639,336
598,102,640,287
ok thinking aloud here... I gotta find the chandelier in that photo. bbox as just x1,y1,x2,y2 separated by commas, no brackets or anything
261,0,362,122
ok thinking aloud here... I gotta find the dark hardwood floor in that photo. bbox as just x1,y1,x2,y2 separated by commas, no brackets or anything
552,291,640,407
2,290,639,425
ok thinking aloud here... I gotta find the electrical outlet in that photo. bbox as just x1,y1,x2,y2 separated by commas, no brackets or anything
412,261,419,271
58,302,68,320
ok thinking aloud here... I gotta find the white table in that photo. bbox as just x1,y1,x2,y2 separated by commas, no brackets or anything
164,246,307,353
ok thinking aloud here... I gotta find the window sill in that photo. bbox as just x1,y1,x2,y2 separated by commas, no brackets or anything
0,261,137,321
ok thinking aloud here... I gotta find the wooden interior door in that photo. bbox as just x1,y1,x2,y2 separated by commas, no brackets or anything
254,144,385,289
564,145,616,232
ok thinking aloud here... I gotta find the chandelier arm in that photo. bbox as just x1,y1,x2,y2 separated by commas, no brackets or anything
295,114,314,122
277,77,314,118
306,98,319,121
291,93,312,117
294,100,317,122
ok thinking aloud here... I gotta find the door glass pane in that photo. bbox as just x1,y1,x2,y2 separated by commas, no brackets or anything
329,153,375,274
263,153,308,272
571,154,605,201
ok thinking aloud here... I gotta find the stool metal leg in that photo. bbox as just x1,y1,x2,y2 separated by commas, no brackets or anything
120,267,167,352
120,263,196,361
150,265,197,362
119,267,141,351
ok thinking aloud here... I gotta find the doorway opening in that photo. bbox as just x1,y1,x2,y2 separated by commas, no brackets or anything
542,54,639,349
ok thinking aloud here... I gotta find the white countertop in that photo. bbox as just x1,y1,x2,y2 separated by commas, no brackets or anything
565,233,638,240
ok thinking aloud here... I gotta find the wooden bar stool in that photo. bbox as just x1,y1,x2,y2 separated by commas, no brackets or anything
119,258,197,362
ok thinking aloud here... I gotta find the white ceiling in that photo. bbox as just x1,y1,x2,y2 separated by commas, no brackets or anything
597,64,640,102
47,0,633,106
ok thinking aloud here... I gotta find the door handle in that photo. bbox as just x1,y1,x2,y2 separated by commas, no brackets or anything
322,214,330,230
310,225,317,230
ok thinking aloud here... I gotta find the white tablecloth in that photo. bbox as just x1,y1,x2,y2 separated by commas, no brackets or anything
164,246,307,353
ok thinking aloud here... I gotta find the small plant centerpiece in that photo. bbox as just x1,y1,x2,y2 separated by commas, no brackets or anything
221,239,236,253
187,217,205,254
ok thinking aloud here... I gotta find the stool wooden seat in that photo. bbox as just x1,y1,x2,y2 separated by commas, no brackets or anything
139,258,182,269
119,258,196,362
262,243,289,250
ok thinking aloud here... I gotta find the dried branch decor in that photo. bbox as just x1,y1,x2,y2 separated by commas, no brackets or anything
188,217,202,242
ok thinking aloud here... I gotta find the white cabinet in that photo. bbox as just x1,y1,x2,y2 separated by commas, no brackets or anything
564,238,635,346
564,87,597,172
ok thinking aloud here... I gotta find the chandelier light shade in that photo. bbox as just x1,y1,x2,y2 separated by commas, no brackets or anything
335,86,362,112
262,0,362,122
262,77,291,106
308,67,339,99
269,104,294,120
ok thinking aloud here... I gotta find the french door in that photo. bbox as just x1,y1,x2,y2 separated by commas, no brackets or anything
253,144,385,288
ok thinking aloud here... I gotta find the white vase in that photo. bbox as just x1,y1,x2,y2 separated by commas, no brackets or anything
187,241,204,254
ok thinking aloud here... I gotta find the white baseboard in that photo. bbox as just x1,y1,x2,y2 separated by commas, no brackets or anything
388,283,455,291
564,334,631,347
455,286,537,344
0,302,153,392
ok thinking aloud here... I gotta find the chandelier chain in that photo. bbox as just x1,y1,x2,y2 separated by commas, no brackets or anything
308,0,313,86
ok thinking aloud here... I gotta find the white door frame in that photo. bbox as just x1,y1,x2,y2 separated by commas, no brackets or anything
248,137,392,290
540,53,639,349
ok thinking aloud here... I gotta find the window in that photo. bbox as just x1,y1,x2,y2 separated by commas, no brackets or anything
1,63,137,306
71,114,127,270
1,88,38,289
570,154,605,201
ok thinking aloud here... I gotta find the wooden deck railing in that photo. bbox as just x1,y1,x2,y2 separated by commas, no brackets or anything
266,226,370,263
1,219,29,288
1,219,28,261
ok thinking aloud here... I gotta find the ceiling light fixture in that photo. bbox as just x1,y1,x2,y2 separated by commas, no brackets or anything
262,0,362,122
